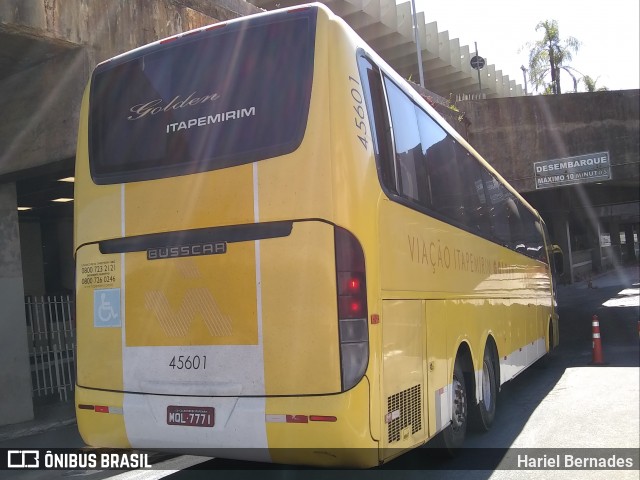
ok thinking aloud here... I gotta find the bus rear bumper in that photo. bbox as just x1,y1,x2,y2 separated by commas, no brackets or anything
75,379,378,467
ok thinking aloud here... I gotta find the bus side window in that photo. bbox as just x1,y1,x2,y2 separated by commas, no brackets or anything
415,107,446,210
485,173,517,248
452,144,490,234
357,55,544,264
357,55,396,193
382,77,430,206
507,198,524,251
519,207,547,262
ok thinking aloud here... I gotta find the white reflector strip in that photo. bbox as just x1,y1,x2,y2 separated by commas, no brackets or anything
94,405,123,414
265,414,286,423
265,414,311,423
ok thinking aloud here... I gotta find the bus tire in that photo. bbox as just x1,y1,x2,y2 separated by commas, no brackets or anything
469,348,497,432
439,359,467,453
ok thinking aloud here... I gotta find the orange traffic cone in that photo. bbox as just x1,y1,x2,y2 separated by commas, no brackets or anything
590,315,605,365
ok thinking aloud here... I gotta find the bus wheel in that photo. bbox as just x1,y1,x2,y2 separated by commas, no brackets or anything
470,348,497,432
440,359,467,452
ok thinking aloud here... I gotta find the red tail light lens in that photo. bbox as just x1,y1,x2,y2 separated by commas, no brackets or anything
337,272,364,295
334,227,369,391
338,296,365,319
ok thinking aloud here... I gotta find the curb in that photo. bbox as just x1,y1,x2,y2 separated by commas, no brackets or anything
0,418,77,443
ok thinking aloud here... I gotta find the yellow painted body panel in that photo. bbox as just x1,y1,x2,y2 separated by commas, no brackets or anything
381,300,426,452
75,245,123,391
375,191,552,456
125,246,258,347
425,301,448,438
76,387,129,448
261,222,341,395
124,165,254,236
265,380,377,467
74,84,127,393
74,86,121,248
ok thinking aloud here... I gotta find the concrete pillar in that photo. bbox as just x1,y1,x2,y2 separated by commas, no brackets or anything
590,221,603,273
0,183,34,425
624,224,637,262
19,220,46,295
550,210,572,283
609,217,622,263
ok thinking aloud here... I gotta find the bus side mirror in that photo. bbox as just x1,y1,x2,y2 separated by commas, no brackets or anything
551,245,564,276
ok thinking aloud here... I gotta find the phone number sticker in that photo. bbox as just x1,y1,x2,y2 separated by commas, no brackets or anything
80,260,118,288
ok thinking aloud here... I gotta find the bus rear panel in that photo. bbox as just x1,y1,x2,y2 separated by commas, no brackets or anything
75,6,378,467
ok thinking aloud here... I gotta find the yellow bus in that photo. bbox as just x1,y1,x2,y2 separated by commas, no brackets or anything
75,3,561,468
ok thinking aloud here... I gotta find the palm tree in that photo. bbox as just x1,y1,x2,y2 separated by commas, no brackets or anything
582,75,609,92
525,20,581,94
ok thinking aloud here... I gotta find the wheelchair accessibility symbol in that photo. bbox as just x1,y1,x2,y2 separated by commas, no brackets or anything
94,288,121,327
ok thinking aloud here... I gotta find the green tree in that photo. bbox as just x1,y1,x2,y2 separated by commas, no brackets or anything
525,20,581,94
582,75,609,92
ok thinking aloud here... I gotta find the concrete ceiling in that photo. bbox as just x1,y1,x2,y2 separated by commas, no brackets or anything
248,0,524,98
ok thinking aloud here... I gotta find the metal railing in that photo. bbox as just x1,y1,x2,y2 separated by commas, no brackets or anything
25,295,75,402
455,92,487,102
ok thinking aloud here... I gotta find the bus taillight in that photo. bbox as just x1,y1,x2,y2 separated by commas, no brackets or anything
334,227,369,391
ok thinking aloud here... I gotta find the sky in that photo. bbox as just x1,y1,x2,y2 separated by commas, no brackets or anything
411,0,640,93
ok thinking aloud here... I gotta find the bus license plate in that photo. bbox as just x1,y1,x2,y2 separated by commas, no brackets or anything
167,406,214,427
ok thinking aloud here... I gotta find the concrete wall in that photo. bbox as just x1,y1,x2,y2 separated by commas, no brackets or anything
0,48,89,176
57,218,74,292
0,0,261,64
455,91,640,283
19,220,46,295
0,183,34,425
457,90,640,193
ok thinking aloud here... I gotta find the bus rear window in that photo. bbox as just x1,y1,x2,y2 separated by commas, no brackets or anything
89,11,316,184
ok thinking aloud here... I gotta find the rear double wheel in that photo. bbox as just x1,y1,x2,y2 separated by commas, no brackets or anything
469,348,497,431
440,359,467,452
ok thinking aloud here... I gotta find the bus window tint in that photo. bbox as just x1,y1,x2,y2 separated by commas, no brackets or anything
383,78,427,205
366,61,547,264
357,56,395,191
452,144,490,234
520,207,547,262
382,79,491,234
484,171,516,246
415,106,446,208
427,138,472,227
90,15,316,184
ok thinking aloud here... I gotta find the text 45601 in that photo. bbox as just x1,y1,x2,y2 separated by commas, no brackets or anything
169,355,207,370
